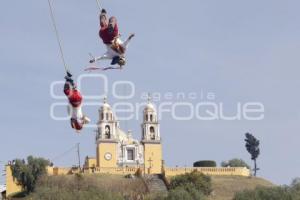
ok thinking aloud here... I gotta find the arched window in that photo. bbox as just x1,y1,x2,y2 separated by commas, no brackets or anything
106,113,109,120
150,114,153,122
146,114,148,121
150,126,155,133
105,125,111,139
101,113,104,120
150,126,155,140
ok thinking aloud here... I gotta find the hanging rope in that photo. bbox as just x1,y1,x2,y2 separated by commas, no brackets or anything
51,144,77,162
95,0,102,11
47,0,69,73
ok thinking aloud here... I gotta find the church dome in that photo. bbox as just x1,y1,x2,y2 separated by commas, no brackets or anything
144,102,156,112
98,97,116,122
101,102,111,110
100,97,112,111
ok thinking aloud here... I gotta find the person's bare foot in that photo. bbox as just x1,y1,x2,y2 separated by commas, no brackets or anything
128,33,135,40
89,58,95,63
82,115,91,124
101,9,107,14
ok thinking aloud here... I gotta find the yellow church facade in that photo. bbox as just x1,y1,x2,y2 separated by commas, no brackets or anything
83,98,164,175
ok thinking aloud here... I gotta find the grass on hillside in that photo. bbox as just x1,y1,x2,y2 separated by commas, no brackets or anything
208,176,274,200
24,174,148,200
11,174,274,200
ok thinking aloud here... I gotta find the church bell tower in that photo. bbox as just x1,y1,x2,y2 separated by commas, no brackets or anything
96,97,118,168
141,96,162,174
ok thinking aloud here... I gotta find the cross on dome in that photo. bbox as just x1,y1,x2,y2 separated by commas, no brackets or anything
103,96,108,104
147,93,152,104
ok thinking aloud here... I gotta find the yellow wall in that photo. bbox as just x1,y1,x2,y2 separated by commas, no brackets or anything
52,167,72,175
164,167,251,177
84,166,250,177
46,166,55,175
84,157,97,169
5,165,22,197
144,143,162,174
97,142,118,168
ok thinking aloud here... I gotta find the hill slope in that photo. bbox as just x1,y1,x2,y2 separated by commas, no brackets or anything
11,174,274,200
208,176,275,200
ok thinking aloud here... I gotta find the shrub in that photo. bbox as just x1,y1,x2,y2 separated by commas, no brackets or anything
290,178,300,197
291,177,300,190
166,187,193,200
221,158,250,169
193,160,216,167
182,184,206,200
166,186,206,200
169,171,212,195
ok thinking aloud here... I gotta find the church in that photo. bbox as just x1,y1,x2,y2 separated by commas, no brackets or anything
84,97,163,174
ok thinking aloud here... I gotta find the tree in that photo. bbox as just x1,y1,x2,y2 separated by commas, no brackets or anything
221,158,250,169
291,177,300,191
291,178,300,186
244,133,260,176
11,156,50,193
193,160,216,167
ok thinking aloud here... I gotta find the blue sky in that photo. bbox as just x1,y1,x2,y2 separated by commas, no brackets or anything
1,0,300,185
